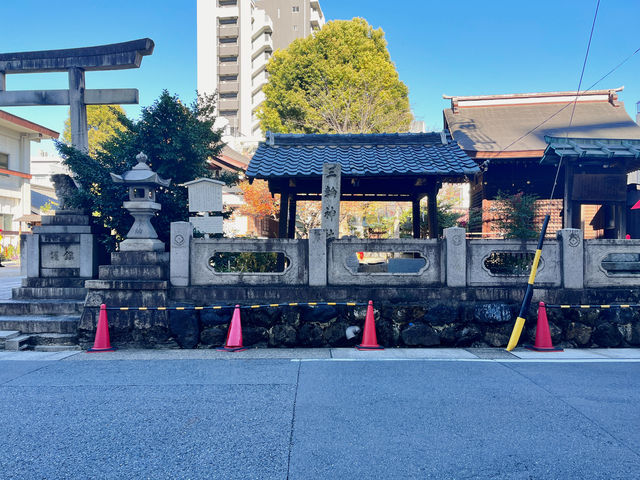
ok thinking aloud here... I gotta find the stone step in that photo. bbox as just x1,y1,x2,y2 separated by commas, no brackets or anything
0,330,21,349
0,301,83,316
5,334,31,351
34,345,82,352
99,264,167,280
12,287,87,300
30,332,78,346
0,315,80,333
110,251,169,266
22,277,87,288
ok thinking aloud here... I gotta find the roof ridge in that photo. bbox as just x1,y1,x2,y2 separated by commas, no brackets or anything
266,132,444,146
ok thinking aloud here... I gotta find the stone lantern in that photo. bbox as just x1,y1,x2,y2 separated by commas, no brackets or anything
110,152,170,251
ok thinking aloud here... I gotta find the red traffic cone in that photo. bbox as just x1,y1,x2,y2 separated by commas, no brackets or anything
217,305,247,352
525,302,563,352
87,304,116,352
356,300,383,350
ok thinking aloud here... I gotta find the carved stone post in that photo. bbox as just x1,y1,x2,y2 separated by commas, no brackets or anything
558,228,584,289
321,163,341,239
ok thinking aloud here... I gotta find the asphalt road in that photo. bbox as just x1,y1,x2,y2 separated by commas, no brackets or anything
1,356,639,479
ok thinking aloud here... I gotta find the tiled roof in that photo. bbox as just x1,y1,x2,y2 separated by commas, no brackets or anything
443,88,640,155
541,137,640,172
247,133,479,178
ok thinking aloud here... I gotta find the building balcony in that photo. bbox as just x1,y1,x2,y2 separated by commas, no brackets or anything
218,25,239,38
251,37,273,60
252,90,265,110
251,71,268,94
219,98,240,111
252,10,273,40
219,81,239,94
310,8,324,29
251,52,269,75
218,44,239,57
218,63,239,76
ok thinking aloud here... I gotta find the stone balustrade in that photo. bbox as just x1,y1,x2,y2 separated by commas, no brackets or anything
169,223,640,289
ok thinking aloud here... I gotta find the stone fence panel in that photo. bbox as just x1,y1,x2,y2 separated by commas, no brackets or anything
584,239,640,287
467,239,561,287
328,238,442,286
190,238,308,286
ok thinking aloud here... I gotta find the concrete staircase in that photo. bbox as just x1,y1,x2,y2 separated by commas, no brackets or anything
0,302,83,351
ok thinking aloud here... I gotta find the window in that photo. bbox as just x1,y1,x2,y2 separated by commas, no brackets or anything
219,56,238,63
219,110,238,117
219,37,237,44
220,93,238,99
219,17,238,25
218,0,237,5
293,25,299,31
292,6,300,12
219,75,238,82
0,153,8,169
1,214,13,231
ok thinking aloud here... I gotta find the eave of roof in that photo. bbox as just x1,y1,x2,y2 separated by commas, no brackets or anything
0,110,59,139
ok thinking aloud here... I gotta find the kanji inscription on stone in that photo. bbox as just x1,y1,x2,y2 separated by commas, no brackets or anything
321,163,341,239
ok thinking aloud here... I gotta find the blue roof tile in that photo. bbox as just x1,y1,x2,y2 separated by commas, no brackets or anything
247,133,479,179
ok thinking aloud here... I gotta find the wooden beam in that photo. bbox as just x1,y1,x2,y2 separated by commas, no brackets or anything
85,89,139,105
427,185,439,238
412,198,421,239
287,196,297,239
0,88,140,106
0,38,155,73
0,89,70,106
278,191,289,239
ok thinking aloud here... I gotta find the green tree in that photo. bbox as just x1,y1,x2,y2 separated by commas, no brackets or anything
259,18,412,134
399,202,463,238
56,91,223,251
62,105,127,156
490,191,539,239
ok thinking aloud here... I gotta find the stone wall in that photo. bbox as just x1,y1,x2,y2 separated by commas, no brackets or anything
78,286,640,349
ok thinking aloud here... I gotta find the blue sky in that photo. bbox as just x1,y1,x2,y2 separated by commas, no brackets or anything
2,0,639,154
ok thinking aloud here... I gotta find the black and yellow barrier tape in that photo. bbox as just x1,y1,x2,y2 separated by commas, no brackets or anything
102,301,367,311
545,304,638,309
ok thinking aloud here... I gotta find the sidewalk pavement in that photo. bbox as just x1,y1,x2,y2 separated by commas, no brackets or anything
2,347,640,362
0,261,22,300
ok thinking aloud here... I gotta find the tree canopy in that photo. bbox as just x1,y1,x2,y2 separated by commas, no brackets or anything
57,91,223,251
258,18,413,134
62,105,127,156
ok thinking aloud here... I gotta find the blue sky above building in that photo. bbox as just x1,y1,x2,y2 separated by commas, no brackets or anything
2,0,639,154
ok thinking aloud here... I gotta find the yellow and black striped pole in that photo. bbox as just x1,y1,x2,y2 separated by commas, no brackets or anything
506,214,550,351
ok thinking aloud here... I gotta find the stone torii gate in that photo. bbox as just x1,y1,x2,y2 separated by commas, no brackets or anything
0,38,154,152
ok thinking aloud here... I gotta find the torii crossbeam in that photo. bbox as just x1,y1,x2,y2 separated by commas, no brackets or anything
0,38,154,152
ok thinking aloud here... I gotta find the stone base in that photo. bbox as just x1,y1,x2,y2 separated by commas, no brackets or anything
79,250,175,348
119,238,165,252
19,212,97,299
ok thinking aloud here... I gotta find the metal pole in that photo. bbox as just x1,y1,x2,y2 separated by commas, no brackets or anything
505,214,550,351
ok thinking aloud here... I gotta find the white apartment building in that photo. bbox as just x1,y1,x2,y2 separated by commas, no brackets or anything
197,0,325,152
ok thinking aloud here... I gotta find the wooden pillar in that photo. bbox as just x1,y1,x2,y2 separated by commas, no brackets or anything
278,191,289,238
412,197,421,239
427,186,439,239
68,67,89,153
563,162,581,229
287,195,297,239
0,72,5,91
616,202,627,239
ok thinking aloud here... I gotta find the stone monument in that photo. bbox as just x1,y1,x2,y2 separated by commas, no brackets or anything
80,153,176,347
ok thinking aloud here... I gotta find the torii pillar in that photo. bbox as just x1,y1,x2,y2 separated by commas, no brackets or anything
0,38,154,152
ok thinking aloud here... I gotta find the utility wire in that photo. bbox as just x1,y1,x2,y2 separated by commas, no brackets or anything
547,0,601,213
